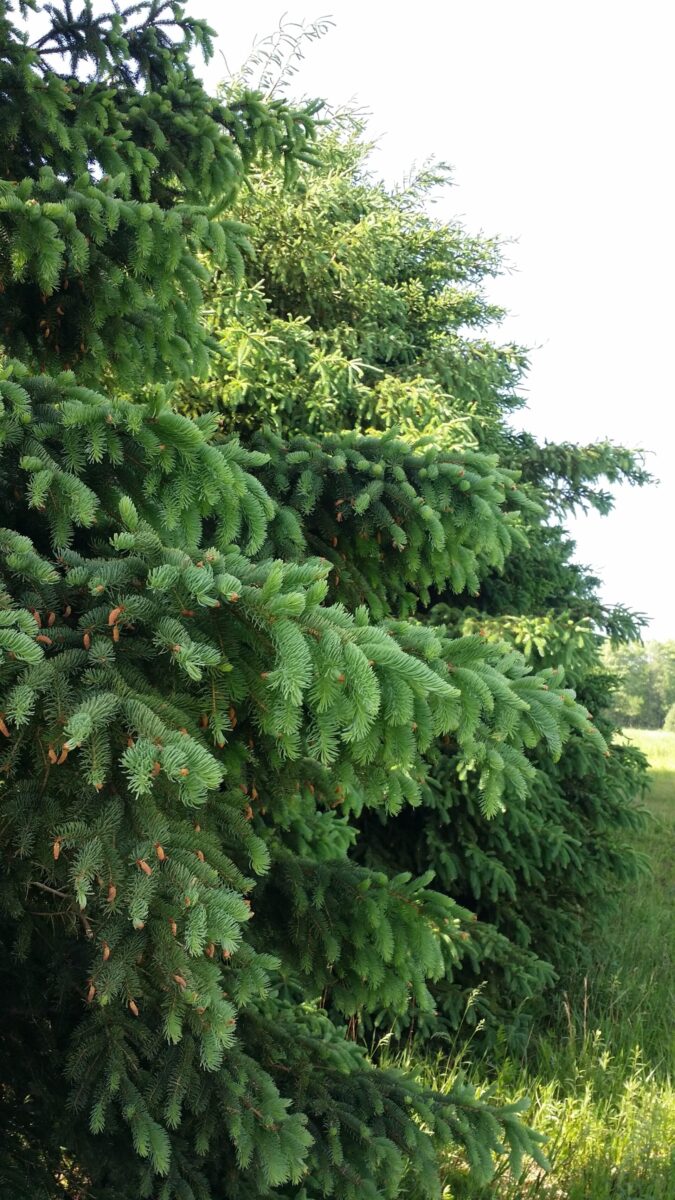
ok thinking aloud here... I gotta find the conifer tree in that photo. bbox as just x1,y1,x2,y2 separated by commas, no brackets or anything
0,5,611,1197
184,119,650,1044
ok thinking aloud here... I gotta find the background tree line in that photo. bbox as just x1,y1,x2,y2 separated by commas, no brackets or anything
603,640,675,729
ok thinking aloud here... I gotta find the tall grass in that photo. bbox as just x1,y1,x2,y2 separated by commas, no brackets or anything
422,729,675,1199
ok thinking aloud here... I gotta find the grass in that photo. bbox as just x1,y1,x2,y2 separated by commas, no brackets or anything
436,728,675,1200
625,728,675,821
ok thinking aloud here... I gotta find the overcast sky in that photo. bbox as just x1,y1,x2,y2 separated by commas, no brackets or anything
197,0,675,640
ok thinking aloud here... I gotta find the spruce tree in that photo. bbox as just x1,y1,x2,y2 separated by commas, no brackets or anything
183,120,650,1045
0,5,613,1197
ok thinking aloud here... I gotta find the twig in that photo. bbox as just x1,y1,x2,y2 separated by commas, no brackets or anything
27,882,94,937
78,908,94,939
28,880,68,899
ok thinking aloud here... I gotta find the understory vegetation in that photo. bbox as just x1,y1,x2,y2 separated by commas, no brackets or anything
438,728,675,1200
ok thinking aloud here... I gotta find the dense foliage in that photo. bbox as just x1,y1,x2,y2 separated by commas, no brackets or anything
0,6,649,1199
0,0,319,386
185,126,650,1040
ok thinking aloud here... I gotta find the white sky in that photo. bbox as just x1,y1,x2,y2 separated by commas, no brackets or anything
197,0,675,640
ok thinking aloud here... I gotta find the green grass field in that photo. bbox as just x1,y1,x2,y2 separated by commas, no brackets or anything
438,728,675,1200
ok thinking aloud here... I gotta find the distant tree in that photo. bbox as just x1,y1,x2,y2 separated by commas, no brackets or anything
653,642,675,717
603,641,675,728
